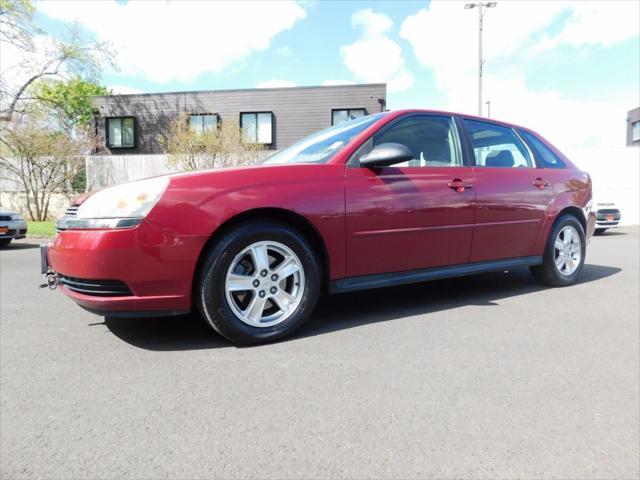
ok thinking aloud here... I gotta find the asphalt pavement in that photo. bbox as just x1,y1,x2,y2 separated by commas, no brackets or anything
1,228,639,479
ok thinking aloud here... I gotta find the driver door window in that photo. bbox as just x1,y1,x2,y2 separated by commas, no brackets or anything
357,115,463,167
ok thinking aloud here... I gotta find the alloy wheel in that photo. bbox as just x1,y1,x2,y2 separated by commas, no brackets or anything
553,225,582,276
224,241,305,327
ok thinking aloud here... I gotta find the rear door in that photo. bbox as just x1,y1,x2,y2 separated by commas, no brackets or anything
345,114,476,277
461,118,553,262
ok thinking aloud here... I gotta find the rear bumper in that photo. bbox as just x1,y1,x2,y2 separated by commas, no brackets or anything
46,221,209,315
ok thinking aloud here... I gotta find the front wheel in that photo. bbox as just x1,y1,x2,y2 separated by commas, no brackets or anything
197,221,321,345
0,238,12,248
530,214,585,287
594,228,607,235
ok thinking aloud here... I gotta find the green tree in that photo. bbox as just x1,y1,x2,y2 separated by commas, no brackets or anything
31,77,110,130
0,0,115,123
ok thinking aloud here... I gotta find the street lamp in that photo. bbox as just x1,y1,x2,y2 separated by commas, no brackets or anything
464,2,497,116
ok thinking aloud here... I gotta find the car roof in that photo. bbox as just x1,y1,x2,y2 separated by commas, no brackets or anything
387,109,533,132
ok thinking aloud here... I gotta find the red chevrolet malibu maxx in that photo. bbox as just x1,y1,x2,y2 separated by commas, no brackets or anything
44,110,595,344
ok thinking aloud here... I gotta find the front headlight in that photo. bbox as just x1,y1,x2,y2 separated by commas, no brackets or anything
11,214,24,221
57,177,169,230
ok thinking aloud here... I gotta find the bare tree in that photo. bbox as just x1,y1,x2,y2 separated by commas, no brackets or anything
0,115,92,220
163,115,266,171
1,0,115,124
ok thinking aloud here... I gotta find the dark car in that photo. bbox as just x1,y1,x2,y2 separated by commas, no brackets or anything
43,110,596,344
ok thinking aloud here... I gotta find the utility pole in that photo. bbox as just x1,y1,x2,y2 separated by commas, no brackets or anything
465,2,497,116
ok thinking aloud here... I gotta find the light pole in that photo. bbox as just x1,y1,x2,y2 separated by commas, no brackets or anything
485,100,491,118
464,2,497,116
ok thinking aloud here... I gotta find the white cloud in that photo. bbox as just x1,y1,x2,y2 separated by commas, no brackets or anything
37,0,306,83
340,9,414,92
538,1,640,50
400,1,640,148
255,79,297,88
321,79,356,86
274,46,294,57
108,84,143,95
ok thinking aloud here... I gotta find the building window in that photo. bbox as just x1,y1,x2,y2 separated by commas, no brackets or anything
107,117,135,148
633,121,640,142
241,112,273,144
332,108,366,126
189,113,219,134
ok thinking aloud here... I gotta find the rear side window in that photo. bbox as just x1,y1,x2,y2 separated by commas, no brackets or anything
464,119,533,168
518,130,566,169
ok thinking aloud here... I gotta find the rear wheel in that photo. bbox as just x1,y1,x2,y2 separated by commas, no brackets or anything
530,214,585,287
0,238,12,247
197,220,321,345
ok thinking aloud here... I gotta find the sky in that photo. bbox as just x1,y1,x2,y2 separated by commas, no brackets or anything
17,1,640,149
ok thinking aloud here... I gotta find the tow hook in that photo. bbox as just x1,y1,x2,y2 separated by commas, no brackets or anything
40,269,59,290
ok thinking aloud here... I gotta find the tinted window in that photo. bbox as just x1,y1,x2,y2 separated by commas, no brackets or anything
518,129,566,169
365,115,462,167
464,119,533,168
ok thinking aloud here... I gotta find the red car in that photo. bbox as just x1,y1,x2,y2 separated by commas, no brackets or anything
44,110,595,344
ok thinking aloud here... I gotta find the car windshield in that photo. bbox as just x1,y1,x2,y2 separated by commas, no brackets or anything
263,113,386,165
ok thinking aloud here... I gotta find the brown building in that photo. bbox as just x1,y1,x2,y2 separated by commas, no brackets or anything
626,107,640,147
91,83,387,154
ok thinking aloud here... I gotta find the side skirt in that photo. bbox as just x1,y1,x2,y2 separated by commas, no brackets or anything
329,256,543,294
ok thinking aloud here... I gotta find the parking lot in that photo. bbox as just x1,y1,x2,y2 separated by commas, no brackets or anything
1,227,638,479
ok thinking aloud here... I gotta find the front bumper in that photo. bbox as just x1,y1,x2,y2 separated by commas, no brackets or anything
0,220,27,239
45,221,209,316
595,209,621,228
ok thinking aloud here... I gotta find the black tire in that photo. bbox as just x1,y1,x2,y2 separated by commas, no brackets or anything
530,214,586,287
196,220,321,345
0,238,12,247
594,228,607,235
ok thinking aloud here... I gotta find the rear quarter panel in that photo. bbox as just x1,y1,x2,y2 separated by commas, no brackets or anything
535,167,594,253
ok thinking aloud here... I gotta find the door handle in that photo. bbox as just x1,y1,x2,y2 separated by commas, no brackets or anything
532,178,551,189
448,179,473,192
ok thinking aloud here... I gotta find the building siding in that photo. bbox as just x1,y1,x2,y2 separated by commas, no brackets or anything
92,83,387,154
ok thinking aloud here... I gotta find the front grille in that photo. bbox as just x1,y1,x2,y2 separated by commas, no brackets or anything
59,276,133,297
0,215,12,221
596,209,621,222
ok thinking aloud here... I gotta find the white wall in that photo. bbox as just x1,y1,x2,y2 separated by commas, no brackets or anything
566,147,640,225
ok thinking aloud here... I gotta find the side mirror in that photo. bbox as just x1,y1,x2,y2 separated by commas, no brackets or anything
359,143,414,168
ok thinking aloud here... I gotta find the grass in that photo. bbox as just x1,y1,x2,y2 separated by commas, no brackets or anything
27,221,56,238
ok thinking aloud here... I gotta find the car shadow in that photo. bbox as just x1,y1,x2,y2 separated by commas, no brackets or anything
595,230,627,236
102,263,620,351
0,241,41,250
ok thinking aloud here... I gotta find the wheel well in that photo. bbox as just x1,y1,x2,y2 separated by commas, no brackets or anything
193,208,330,296
557,206,587,232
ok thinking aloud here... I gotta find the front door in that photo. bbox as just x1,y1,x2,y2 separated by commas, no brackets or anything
345,114,476,277
461,118,554,262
